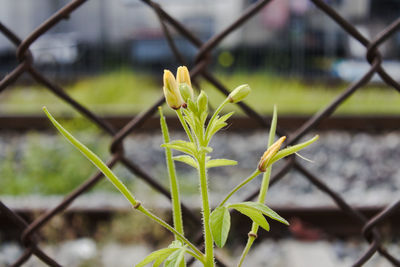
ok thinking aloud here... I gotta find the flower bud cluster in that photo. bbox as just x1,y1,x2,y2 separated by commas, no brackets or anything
163,66,194,110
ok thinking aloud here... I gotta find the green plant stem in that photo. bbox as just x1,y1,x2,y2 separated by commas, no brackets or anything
237,167,271,267
238,106,277,267
198,152,214,267
160,107,184,237
176,108,195,143
204,98,229,144
237,234,255,267
218,169,261,208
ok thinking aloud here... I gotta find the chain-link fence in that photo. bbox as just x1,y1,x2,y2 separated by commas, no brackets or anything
0,0,400,266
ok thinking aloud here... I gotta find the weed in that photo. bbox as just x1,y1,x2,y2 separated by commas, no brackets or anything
43,66,318,266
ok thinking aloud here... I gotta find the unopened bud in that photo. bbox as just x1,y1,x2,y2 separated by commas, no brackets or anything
258,136,286,172
177,66,192,87
163,70,185,110
179,83,193,102
177,66,194,101
197,90,208,112
228,84,251,103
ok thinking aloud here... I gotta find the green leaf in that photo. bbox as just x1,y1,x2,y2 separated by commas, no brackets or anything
153,253,173,267
164,247,186,267
206,159,237,168
183,113,197,137
210,206,231,247
186,98,198,114
199,110,208,129
268,105,278,147
231,206,270,231
168,240,184,249
269,135,319,165
161,140,197,156
234,202,289,225
208,121,227,137
173,155,198,169
218,111,234,124
206,112,234,140
135,248,178,267
202,146,213,154
192,117,205,142
42,107,138,207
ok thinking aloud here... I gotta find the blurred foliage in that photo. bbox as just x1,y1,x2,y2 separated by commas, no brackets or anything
0,131,134,195
0,68,399,115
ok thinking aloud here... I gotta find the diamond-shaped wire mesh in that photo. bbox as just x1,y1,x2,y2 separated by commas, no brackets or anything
0,0,399,266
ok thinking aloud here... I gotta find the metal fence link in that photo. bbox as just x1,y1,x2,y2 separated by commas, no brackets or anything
0,0,399,266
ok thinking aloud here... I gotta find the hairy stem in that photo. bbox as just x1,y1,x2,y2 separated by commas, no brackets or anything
160,107,184,237
198,152,214,267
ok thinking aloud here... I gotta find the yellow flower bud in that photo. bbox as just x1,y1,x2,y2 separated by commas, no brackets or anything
163,70,185,110
176,66,192,87
258,136,286,172
228,84,251,103
176,66,193,101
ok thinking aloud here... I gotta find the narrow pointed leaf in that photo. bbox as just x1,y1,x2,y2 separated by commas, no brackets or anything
186,98,197,114
200,110,208,127
173,155,198,169
269,135,319,165
192,117,204,141
161,140,197,156
206,159,237,168
153,253,173,267
231,206,270,231
234,202,289,225
218,111,234,124
208,121,227,138
42,107,138,207
135,248,178,267
164,247,186,267
210,206,231,247
206,112,234,140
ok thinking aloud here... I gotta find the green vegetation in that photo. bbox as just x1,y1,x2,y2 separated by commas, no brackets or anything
0,69,399,115
0,131,134,195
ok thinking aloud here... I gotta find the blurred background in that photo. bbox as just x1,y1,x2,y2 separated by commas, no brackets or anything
0,0,399,266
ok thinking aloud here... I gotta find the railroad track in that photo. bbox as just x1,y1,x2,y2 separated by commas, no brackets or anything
0,115,399,132
1,205,399,242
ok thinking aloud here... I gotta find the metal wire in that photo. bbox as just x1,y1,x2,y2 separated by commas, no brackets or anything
0,0,399,266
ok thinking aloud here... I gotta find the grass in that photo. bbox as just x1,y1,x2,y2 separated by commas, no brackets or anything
0,131,135,195
0,68,399,116
203,72,400,115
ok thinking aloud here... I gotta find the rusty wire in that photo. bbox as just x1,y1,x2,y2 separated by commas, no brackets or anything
0,0,399,266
